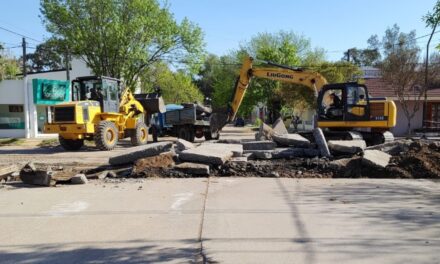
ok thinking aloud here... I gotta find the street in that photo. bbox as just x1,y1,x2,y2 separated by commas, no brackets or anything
1,178,439,264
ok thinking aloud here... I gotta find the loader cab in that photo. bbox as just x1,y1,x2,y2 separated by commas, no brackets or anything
72,76,120,113
317,83,370,122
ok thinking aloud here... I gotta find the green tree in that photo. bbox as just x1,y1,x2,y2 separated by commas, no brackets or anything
24,39,65,72
237,31,323,121
379,25,422,134
141,62,203,104
424,0,440,50
40,0,205,88
0,44,20,80
208,31,360,120
195,54,220,97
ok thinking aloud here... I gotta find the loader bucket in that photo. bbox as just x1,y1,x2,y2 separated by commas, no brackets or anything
134,93,166,114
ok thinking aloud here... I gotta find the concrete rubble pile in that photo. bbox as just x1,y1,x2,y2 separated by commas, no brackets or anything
97,118,400,178
3,120,439,187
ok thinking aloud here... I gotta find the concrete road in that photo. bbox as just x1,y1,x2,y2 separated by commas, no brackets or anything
0,178,439,264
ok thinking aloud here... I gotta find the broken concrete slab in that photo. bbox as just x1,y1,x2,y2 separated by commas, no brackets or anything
272,117,288,135
245,147,320,160
175,138,195,152
272,133,311,148
132,152,175,174
202,143,243,157
91,170,109,180
242,141,277,151
244,150,273,160
362,150,391,168
217,139,243,144
109,142,173,165
19,163,53,187
272,148,304,159
255,123,274,141
0,164,18,180
71,174,88,184
229,156,248,164
179,145,234,166
313,128,331,157
174,162,210,175
328,140,367,154
303,148,321,157
366,139,412,155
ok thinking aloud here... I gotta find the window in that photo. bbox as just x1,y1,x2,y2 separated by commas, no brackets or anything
347,85,367,106
9,105,23,112
0,104,25,129
432,103,440,128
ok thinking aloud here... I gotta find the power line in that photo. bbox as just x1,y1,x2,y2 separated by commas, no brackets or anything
0,25,42,44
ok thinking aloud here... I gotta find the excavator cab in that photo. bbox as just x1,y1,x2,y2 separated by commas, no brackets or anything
71,76,120,113
317,83,370,122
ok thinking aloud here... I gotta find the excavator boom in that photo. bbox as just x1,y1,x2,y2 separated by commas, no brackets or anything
227,56,328,122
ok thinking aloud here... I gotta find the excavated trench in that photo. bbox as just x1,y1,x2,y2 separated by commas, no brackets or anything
127,140,440,179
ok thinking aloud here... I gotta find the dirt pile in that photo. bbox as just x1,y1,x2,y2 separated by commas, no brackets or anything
386,141,440,178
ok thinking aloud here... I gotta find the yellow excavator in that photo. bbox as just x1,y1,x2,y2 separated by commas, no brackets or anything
223,56,397,145
44,76,163,151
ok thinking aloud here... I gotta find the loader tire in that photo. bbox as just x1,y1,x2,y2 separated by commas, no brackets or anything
131,122,149,146
95,121,118,151
59,135,84,151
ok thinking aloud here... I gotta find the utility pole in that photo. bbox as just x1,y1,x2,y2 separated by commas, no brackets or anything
423,22,438,128
21,37,26,76
346,49,351,62
65,48,70,80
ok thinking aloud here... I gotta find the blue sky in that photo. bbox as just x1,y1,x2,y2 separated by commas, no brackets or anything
0,0,438,61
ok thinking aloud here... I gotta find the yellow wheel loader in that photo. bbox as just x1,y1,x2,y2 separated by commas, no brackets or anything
44,76,163,151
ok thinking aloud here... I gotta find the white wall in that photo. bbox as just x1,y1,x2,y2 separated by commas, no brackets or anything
0,129,25,138
0,80,24,104
26,58,93,81
0,58,93,138
391,101,424,136
0,80,26,137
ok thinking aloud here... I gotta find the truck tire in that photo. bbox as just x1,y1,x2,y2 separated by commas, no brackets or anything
95,121,118,150
151,125,159,142
177,125,195,142
131,122,149,146
204,129,220,140
59,135,84,151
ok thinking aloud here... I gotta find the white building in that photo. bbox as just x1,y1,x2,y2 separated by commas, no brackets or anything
0,58,93,138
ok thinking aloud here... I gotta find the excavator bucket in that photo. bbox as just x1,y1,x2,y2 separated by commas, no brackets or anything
210,108,229,133
134,93,166,114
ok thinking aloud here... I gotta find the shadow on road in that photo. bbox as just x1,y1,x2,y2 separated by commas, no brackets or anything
0,239,200,264
275,178,317,264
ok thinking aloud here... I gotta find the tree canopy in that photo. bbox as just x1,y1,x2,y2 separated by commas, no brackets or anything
40,0,205,88
141,62,203,104
0,44,20,80
379,25,423,134
198,31,360,119
24,39,65,72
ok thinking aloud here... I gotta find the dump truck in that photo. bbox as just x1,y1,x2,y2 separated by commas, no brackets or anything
150,103,220,142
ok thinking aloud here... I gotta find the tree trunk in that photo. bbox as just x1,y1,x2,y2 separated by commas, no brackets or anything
406,118,412,136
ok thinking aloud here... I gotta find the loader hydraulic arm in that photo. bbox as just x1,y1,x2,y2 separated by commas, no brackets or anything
227,56,328,122
119,88,145,118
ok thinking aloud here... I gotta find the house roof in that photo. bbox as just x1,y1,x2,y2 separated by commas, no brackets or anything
364,78,440,101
